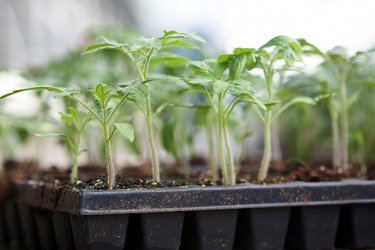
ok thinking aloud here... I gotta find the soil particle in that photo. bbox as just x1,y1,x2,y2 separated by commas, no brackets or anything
0,158,372,192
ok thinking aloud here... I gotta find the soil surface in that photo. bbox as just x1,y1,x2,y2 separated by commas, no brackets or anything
0,158,372,191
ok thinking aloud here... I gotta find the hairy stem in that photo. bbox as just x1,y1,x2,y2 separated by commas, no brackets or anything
339,80,349,170
71,152,79,185
330,104,340,168
146,94,160,182
102,107,115,189
223,119,236,185
207,126,218,180
271,120,282,162
258,111,272,182
218,93,228,185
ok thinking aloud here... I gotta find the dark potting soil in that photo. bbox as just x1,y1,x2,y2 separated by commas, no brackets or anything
0,158,371,191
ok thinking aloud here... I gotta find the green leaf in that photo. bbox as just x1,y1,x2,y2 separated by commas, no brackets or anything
233,48,256,55
229,54,248,80
83,42,120,55
188,61,214,77
35,133,66,138
144,75,182,83
52,89,80,98
213,80,228,93
327,46,349,62
273,96,317,120
259,35,302,66
162,30,206,44
83,37,130,54
120,82,149,98
68,107,79,121
243,95,267,110
150,53,189,67
227,80,255,95
0,86,67,100
161,119,179,159
115,123,134,142
218,54,233,64
164,39,200,49
118,79,139,88
60,112,72,123
297,38,324,56
91,83,113,105
283,47,297,66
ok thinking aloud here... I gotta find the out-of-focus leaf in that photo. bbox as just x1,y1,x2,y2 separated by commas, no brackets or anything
273,96,317,119
188,61,215,77
114,122,134,142
151,53,189,67
35,133,66,138
213,80,228,93
0,86,68,100
227,80,255,95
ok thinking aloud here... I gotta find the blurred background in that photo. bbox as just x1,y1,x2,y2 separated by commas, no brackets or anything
0,0,375,169
1,0,375,69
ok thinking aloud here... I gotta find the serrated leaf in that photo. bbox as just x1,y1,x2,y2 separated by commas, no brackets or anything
120,82,149,98
259,36,302,65
188,61,214,77
213,80,228,93
283,47,297,66
218,54,233,64
229,54,248,80
118,79,139,88
227,80,255,95
260,36,299,50
138,37,162,49
151,53,189,67
297,38,324,56
144,75,182,83
52,88,80,98
83,42,120,55
162,30,206,44
115,122,134,142
256,49,271,60
164,39,199,49
233,48,256,55
91,83,113,105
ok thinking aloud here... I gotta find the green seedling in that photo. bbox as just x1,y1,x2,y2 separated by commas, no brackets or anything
79,83,134,189
0,84,134,189
187,50,265,185
35,107,91,184
83,30,205,182
298,39,374,171
254,36,323,182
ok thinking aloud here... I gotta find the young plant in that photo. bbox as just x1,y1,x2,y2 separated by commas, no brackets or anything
187,50,265,185
0,84,134,189
83,30,205,182
298,40,373,171
35,107,91,184
254,36,321,182
80,83,134,189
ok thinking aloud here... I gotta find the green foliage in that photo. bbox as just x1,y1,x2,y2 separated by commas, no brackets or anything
2,30,375,187
115,123,134,142
84,30,206,182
